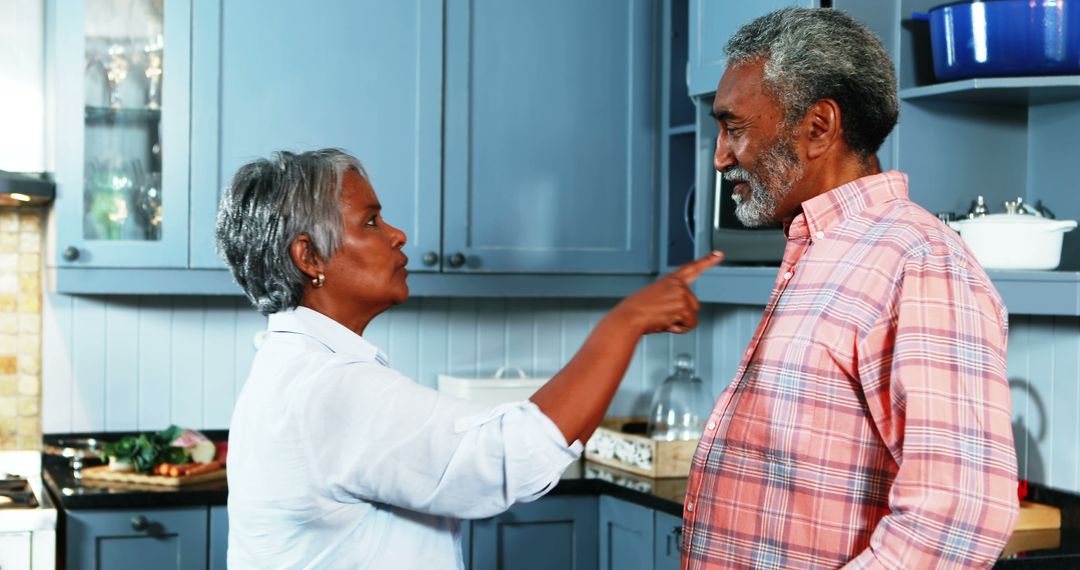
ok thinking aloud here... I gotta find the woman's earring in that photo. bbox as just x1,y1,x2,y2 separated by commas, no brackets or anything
312,273,325,288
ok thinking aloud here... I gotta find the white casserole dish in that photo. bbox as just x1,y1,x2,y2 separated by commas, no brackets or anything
949,214,1077,270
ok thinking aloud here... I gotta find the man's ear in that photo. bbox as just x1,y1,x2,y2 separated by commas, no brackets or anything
804,98,842,160
289,234,324,280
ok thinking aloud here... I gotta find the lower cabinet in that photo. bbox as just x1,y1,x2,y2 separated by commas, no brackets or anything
209,506,228,570
470,495,599,570
653,511,684,570
468,495,685,570
600,496,654,570
66,507,209,570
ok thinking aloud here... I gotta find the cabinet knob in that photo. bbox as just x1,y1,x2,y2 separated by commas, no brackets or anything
447,253,466,268
131,515,149,532
62,246,80,262
422,251,439,266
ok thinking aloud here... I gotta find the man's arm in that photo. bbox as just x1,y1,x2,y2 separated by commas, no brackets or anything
846,252,1019,569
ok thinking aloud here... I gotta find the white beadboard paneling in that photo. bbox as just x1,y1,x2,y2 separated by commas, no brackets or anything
41,293,73,433
44,294,712,435
71,296,107,432
170,298,206,429
202,297,240,428
137,296,173,429
103,297,139,431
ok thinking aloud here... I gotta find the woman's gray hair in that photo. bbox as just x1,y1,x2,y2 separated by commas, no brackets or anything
725,7,898,159
215,148,367,315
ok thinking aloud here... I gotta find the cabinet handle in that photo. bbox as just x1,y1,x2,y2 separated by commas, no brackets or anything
422,251,439,266
62,246,80,262
447,253,466,268
671,526,684,554
131,515,149,532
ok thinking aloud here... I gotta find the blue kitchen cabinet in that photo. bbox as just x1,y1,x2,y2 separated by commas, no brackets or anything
470,495,598,570
686,0,816,96
46,0,194,274
209,505,228,570
599,496,655,570
653,510,683,570
442,0,657,274
188,0,443,274
66,507,208,570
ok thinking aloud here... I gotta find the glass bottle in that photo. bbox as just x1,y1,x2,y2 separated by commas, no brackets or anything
647,353,713,441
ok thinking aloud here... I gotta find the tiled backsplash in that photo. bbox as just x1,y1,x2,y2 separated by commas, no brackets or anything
0,207,44,450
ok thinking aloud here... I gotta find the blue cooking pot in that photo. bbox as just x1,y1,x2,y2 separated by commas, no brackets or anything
916,0,1080,81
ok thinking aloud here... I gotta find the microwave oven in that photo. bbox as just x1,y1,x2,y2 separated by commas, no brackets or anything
710,170,786,265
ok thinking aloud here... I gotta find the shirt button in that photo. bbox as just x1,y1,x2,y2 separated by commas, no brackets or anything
706,421,716,431
783,271,793,280
687,502,695,512
815,231,825,239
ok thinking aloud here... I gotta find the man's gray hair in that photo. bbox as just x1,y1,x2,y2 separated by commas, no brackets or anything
215,148,366,315
726,7,898,159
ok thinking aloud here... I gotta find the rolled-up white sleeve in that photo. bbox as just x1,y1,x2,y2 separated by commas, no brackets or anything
295,358,581,519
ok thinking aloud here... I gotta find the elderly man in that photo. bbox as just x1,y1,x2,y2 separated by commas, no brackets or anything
682,8,1018,569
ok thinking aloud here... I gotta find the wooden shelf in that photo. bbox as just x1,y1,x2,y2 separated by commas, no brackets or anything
900,76,1080,106
693,266,1080,316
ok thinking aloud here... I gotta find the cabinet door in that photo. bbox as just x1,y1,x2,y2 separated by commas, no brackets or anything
189,0,443,271
209,505,228,570
49,0,192,268
687,0,815,96
66,507,208,570
470,496,598,570
653,510,683,570
0,532,32,569
444,0,656,274
599,496,655,570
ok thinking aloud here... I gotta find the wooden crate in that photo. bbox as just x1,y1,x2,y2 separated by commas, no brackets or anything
584,417,698,478
1015,501,1061,531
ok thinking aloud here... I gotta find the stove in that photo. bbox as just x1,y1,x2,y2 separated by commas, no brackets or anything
0,451,56,569
0,473,40,509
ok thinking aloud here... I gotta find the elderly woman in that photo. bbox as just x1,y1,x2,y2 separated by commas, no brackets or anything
216,148,721,568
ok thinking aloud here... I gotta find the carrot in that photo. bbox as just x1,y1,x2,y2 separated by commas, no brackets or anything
181,460,221,477
155,463,170,476
168,463,196,477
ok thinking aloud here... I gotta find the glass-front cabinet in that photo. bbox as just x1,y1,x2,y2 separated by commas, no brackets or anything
49,0,190,268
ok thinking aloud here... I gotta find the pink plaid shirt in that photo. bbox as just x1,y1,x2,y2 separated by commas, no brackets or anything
683,171,1018,569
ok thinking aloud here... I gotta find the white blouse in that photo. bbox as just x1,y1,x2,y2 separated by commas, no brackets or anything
227,307,581,569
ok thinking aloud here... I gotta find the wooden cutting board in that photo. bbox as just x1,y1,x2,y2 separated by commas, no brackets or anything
80,464,227,487
1015,501,1060,531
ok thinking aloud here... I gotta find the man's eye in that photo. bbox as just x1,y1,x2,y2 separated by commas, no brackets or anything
366,216,378,227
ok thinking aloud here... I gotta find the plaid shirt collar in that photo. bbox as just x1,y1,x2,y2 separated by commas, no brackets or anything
786,170,910,241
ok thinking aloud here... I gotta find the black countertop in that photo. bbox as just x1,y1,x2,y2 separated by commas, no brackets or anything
39,431,1080,567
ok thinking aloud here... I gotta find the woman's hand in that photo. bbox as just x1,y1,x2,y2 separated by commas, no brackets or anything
609,252,724,335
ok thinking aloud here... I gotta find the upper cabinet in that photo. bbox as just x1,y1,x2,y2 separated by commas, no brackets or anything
48,0,192,270
442,0,657,274
686,0,816,96
47,0,659,294
188,0,443,273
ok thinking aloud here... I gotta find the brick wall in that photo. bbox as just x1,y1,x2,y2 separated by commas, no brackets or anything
0,207,42,449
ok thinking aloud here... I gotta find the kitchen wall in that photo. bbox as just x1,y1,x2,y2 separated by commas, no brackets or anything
41,296,712,433
39,294,1080,491
0,207,44,450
